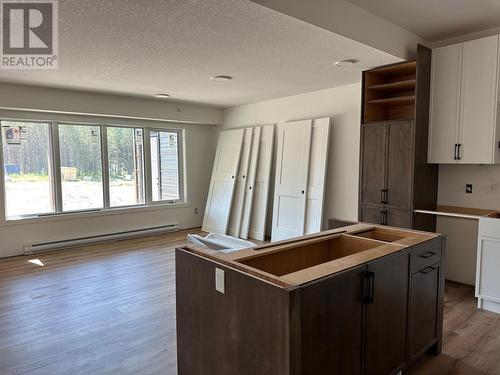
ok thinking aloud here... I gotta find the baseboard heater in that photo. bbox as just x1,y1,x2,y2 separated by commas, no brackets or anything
23,223,180,255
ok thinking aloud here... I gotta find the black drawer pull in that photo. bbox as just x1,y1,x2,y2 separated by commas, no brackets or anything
419,251,437,259
362,271,375,304
419,266,436,274
380,189,388,204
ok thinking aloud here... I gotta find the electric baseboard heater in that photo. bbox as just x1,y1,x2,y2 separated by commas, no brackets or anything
23,223,180,255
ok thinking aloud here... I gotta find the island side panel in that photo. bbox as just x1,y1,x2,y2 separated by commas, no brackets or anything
176,248,291,375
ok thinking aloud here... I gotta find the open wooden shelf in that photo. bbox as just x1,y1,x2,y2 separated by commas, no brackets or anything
362,60,417,123
368,79,416,93
368,95,415,106
368,60,416,77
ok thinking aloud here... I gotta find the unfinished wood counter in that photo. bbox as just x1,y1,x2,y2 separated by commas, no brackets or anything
176,224,445,375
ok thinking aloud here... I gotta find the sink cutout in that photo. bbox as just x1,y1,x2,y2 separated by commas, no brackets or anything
352,227,411,243
237,234,382,276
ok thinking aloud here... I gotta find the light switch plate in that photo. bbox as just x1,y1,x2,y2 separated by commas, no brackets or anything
215,268,225,294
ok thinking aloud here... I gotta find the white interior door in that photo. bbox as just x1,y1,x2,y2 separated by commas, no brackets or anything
227,127,254,236
271,120,312,241
239,126,262,239
202,129,244,234
247,125,275,241
304,118,330,234
459,35,499,164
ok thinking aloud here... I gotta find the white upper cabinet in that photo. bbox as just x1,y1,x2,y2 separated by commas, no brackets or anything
429,44,462,163
429,35,500,164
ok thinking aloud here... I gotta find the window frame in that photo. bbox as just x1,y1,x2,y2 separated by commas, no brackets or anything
0,119,58,219
0,117,187,221
105,125,146,209
148,128,185,205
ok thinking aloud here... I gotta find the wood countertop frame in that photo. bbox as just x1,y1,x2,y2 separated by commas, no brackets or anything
177,224,438,288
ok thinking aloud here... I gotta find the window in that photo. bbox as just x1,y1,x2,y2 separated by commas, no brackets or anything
58,124,103,211
107,127,145,207
1,121,54,218
1,118,185,220
150,130,183,202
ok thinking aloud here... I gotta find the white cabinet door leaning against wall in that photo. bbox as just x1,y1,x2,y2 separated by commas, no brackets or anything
271,117,331,241
203,125,275,241
202,128,244,234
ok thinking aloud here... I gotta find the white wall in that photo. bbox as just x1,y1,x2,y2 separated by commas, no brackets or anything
0,84,222,258
222,83,362,226
438,165,500,210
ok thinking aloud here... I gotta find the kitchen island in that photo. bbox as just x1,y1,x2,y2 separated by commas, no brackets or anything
176,223,445,375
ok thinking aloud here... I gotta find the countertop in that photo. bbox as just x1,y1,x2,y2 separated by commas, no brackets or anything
178,223,439,287
415,205,499,220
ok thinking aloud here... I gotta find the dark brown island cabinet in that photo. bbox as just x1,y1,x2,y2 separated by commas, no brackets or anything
176,224,445,375
359,44,439,232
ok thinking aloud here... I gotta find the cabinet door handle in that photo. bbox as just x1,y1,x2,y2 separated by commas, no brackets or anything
381,189,388,204
419,251,437,259
419,266,437,274
362,271,375,304
380,210,388,225
457,144,462,160
454,144,458,160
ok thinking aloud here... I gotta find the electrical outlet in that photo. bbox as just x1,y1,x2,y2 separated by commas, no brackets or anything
466,184,473,194
215,268,225,294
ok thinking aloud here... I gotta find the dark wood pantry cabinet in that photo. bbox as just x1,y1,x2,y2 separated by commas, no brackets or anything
359,44,439,231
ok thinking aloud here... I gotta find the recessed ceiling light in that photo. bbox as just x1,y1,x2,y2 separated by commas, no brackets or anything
334,59,359,67
211,75,233,82
154,93,170,98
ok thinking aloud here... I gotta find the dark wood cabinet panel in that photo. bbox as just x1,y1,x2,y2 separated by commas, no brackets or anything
360,205,383,225
386,208,412,229
387,121,414,209
302,266,365,375
408,264,440,360
360,124,387,206
365,252,409,375
176,249,289,375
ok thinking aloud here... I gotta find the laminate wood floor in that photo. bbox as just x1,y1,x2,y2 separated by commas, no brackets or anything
0,229,498,375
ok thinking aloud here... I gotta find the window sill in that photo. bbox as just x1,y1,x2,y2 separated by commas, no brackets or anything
0,201,191,227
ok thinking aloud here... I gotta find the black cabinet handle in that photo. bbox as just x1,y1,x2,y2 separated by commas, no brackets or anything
380,210,388,225
457,144,462,160
362,271,375,304
301,190,305,194
381,189,388,204
419,266,437,274
454,144,458,160
419,251,437,259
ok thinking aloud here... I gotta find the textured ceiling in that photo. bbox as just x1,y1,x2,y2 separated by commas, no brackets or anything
346,0,500,42
0,0,398,107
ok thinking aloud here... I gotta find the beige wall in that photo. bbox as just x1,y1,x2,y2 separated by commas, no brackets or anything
438,165,500,210
222,83,362,227
0,84,222,258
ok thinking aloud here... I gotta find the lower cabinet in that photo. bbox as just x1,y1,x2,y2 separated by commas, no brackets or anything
365,252,409,375
302,251,410,375
407,238,444,362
